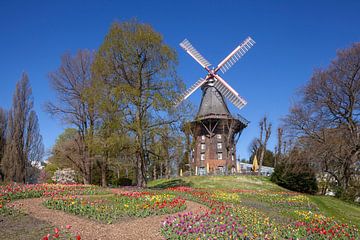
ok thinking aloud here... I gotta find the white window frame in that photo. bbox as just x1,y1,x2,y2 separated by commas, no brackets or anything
201,135,205,141
217,143,222,149
218,153,222,160
200,153,205,160
201,143,206,150
217,134,222,140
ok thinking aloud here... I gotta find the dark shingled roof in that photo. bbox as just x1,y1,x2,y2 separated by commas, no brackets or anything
196,84,232,120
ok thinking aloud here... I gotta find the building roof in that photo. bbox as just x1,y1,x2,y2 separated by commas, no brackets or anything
196,83,231,119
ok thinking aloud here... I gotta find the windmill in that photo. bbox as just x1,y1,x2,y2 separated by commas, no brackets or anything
178,37,255,175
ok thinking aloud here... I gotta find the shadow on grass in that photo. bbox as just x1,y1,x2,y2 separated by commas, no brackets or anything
149,179,193,189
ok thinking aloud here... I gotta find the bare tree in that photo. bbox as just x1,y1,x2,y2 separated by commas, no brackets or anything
258,116,272,175
248,137,260,161
284,43,360,196
0,108,7,180
46,50,95,184
2,74,44,182
274,127,283,167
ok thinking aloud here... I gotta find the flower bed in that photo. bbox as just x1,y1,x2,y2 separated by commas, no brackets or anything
0,183,109,202
42,226,81,240
162,186,360,239
0,183,109,240
44,191,186,223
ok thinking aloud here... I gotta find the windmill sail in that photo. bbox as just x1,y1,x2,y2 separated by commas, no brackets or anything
216,37,255,74
176,36,254,108
175,78,207,106
213,76,247,109
180,39,211,69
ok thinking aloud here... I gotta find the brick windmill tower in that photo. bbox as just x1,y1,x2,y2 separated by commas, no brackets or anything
176,37,255,175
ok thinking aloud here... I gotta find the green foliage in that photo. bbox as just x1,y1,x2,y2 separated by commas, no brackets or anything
92,20,185,187
46,128,79,171
271,163,318,194
148,179,192,189
249,149,275,167
111,177,132,186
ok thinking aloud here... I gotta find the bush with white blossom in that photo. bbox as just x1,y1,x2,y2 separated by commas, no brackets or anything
52,168,76,184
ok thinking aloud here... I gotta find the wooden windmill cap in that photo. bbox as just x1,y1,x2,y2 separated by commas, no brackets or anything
196,84,232,120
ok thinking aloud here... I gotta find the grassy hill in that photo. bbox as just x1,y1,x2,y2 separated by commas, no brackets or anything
149,175,360,227
149,175,284,190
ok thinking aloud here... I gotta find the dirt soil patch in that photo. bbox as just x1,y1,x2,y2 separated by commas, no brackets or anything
0,209,52,240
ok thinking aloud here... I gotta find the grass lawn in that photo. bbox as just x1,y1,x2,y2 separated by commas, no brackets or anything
148,175,286,191
309,195,360,226
149,175,360,227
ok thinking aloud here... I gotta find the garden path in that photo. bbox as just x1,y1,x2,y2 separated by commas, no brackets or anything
13,195,206,240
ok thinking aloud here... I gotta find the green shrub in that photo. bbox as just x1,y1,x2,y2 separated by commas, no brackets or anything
271,163,318,194
116,177,132,186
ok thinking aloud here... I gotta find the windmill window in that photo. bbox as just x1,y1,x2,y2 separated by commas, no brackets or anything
201,135,205,141
218,153,223,160
200,153,205,161
217,143,222,149
217,134,222,140
201,143,206,150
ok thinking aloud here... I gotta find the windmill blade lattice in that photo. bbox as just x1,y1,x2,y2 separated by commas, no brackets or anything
213,78,247,109
174,78,207,106
180,39,211,69
216,37,255,74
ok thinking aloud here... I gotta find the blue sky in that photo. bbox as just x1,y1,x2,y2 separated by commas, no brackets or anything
0,0,359,160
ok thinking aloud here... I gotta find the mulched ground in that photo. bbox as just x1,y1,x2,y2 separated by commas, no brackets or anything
12,195,206,240
0,209,53,240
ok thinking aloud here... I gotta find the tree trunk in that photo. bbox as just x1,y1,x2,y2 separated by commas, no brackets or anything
258,146,265,176
136,152,146,187
84,156,91,184
165,154,171,179
258,117,271,176
160,162,163,178
101,159,107,187
153,164,157,180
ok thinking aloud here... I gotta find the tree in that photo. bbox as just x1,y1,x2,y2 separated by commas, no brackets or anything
90,118,131,187
248,137,260,160
92,20,181,187
2,74,44,182
47,128,88,183
249,149,275,167
274,127,283,168
258,116,272,175
0,108,7,181
271,148,318,194
284,43,360,198
46,50,95,184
